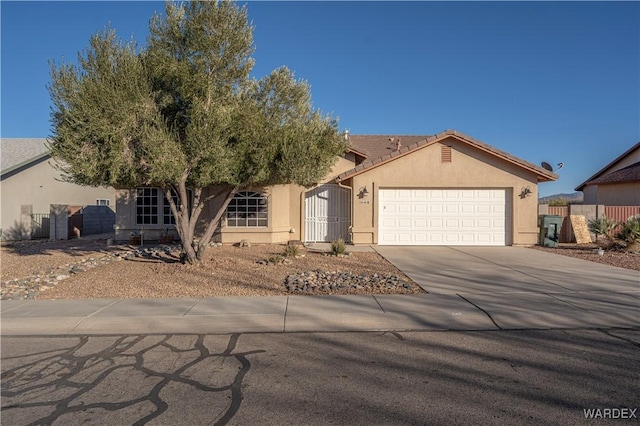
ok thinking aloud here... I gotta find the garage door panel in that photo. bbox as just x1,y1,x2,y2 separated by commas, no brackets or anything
398,219,412,228
414,219,427,228
461,219,474,229
461,204,474,214
379,189,508,246
414,204,427,214
461,233,475,243
445,234,460,243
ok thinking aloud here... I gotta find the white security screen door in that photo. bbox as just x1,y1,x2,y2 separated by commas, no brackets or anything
305,184,351,242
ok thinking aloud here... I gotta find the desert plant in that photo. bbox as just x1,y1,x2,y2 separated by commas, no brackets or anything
616,215,640,252
268,255,285,264
283,244,300,258
587,216,618,246
330,238,346,256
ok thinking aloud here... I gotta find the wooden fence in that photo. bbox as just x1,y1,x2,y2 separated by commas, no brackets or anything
541,205,640,243
547,206,572,243
604,206,640,235
603,206,640,223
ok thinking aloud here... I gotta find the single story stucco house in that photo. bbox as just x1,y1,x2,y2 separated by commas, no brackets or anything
115,129,557,246
575,141,640,206
1,138,116,240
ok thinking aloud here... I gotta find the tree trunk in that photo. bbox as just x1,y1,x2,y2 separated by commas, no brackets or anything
164,183,236,265
195,188,237,263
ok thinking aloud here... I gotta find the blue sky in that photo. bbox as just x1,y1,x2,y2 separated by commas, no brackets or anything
1,1,638,197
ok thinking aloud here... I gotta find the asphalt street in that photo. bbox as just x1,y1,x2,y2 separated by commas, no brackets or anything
2,328,639,425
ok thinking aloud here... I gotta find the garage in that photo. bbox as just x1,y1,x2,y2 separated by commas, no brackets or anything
378,189,509,246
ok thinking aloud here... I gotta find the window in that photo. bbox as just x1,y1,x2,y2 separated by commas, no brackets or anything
226,191,268,227
96,199,110,206
136,187,192,226
163,192,179,225
136,188,159,225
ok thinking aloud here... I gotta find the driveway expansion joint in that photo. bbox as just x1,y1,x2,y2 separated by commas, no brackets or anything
371,295,386,313
457,294,502,330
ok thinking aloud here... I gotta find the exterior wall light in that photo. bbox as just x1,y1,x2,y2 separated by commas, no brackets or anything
520,186,532,199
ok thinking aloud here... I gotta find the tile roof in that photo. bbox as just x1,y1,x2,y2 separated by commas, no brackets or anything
585,161,640,186
338,129,558,182
1,138,50,174
575,141,640,191
348,135,432,160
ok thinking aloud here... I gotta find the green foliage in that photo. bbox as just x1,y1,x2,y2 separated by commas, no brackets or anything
268,255,285,264
283,244,300,258
616,215,640,244
548,198,567,207
330,238,346,256
587,216,618,245
47,1,348,264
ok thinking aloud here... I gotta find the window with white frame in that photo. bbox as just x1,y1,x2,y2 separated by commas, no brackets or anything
226,191,268,227
96,199,110,206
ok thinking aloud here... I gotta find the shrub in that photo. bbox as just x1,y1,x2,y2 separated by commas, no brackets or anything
548,198,567,207
587,216,618,246
268,255,285,264
616,215,640,252
283,244,299,258
330,238,346,256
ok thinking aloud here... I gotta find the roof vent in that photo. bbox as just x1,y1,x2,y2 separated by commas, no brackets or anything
441,145,452,163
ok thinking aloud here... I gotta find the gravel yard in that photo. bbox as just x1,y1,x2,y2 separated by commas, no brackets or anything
1,237,423,300
530,243,640,271
2,237,637,301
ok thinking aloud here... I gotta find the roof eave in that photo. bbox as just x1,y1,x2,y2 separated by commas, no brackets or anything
575,141,640,191
338,130,558,182
0,153,51,179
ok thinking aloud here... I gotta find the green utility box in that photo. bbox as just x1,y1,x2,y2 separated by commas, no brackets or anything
538,215,563,247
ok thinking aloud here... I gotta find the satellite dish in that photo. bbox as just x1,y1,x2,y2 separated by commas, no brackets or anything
541,161,553,171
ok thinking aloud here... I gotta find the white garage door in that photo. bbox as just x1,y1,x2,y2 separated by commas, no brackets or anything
379,189,509,246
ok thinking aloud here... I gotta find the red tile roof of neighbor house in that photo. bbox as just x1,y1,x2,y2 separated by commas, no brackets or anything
585,161,640,186
338,129,558,182
575,141,640,191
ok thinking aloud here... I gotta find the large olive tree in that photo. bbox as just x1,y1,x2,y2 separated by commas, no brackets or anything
48,1,347,264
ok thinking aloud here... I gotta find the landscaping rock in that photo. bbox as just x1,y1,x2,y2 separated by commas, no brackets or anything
0,246,177,300
284,270,411,294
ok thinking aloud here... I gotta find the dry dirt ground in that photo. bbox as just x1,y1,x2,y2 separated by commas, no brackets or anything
532,243,640,271
1,237,423,299
2,237,637,300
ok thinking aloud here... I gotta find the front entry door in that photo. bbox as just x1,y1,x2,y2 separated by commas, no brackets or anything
304,184,351,242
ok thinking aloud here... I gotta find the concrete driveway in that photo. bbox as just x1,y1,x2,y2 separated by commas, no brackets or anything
374,246,639,329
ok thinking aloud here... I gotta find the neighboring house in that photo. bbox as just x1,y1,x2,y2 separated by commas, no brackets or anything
0,138,116,240
575,142,640,206
115,129,557,246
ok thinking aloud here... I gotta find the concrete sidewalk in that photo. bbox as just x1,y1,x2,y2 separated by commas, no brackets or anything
1,294,495,335
2,290,638,336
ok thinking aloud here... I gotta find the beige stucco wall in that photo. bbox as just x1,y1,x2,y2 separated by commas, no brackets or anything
600,146,640,175
582,186,599,205
115,154,357,244
583,183,640,206
115,185,294,244
346,137,542,246
1,159,115,240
